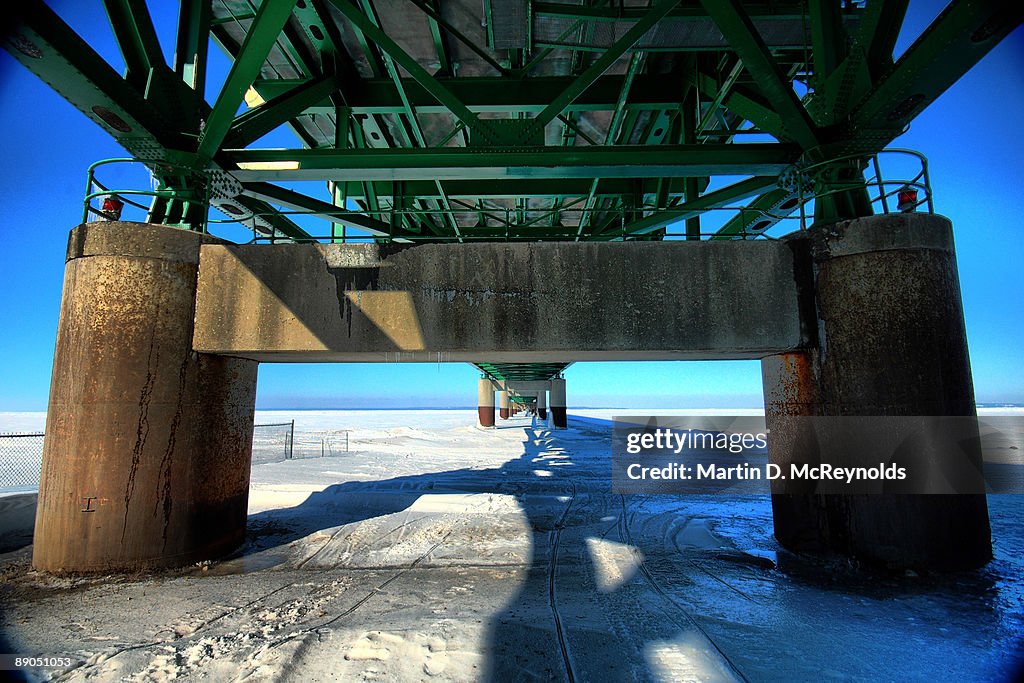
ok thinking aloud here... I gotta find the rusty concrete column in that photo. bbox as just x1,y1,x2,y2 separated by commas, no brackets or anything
550,379,567,428
478,378,495,427
537,390,547,421
34,222,258,574
762,352,830,551
498,391,510,420
763,213,991,570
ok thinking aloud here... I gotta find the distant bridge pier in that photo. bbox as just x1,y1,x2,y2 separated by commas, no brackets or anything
34,223,258,574
537,390,547,421
550,379,567,428
477,378,495,428
498,390,511,420
762,213,992,570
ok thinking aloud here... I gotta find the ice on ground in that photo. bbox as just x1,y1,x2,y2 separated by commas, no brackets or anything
0,409,1022,682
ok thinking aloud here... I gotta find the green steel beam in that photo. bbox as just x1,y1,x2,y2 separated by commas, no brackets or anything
357,0,421,145
327,0,482,132
597,176,778,239
251,74,687,114
532,1,809,21
817,0,909,121
352,0,462,240
3,1,321,241
862,0,911,78
14,0,1013,246
576,51,646,239
224,144,800,181
103,0,169,88
809,0,846,84
696,72,786,141
841,0,1024,153
240,182,403,236
695,61,742,137
302,0,346,62
233,194,317,242
328,178,694,199
197,0,298,160
531,0,681,132
808,1,858,124
698,0,819,149
475,363,569,382
424,0,453,75
681,92,701,239
5,0,191,156
403,0,508,75
174,0,212,96
710,188,800,239
226,74,339,147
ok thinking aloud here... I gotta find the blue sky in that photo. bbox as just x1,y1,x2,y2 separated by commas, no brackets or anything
0,1,1021,410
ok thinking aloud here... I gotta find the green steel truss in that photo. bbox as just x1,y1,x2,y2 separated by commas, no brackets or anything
476,362,568,384
5,0,1020,382
6,0,1021,242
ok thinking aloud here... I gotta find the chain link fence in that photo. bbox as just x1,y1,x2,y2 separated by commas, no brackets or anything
251,421,295,465
0,433,44,492
293,430,353,459
0,420,373,491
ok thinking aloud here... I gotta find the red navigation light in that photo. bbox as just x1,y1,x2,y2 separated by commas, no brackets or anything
101,196,125,221
897,186,918,213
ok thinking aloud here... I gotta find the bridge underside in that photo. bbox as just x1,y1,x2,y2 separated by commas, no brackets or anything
6,0,1020,243
8,0,1016,578
34,215,991,575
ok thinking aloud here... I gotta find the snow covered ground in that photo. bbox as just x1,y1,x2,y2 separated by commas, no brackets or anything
1,409,1023,682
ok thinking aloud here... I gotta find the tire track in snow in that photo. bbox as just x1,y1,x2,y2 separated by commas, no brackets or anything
548,479,578,683
618,494,750,683
295,513,430,570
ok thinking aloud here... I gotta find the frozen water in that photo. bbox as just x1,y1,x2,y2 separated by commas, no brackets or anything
0,409,1021,682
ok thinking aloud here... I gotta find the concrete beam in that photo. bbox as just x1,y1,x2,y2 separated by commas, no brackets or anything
194,241,805,361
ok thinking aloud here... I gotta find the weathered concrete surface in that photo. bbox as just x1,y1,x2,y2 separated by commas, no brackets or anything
763,214,991,570
477,378,495,427
498,391,511,420
35,222,258,574
550,379,567,429
193,241,805,361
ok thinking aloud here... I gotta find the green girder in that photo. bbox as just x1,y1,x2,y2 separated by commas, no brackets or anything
7,0,1017,243
476,363,569,383
8,0,1018,388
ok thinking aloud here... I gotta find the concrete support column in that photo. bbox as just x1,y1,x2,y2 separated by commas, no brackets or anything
537,391,547,420
498,391,510,420
762,352,830,552
550,379,567,428
762,213,991,570
478,378,495,427
34,222,258,574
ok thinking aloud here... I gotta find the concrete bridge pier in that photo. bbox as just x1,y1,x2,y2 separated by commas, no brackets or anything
550,379,567,428
33,222,258,574
537,390,547,421
498,391,511,420
762,213,992,570
477,378,495,427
